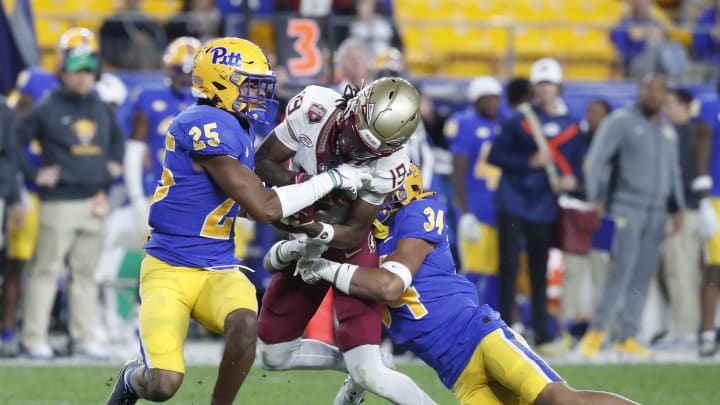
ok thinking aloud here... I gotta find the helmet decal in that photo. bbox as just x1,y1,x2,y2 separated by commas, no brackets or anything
210,47,243,68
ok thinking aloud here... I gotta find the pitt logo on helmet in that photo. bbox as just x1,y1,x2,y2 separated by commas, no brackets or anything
210,47,243,67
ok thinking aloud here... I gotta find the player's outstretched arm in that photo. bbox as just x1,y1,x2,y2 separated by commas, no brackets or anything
196,154,369,224
296,237,433,301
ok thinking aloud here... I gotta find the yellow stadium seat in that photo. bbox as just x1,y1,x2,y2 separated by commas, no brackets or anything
443,59,497,77
564,62,613,80
514,27,562,57
35,19,70,50
513,0,562,22
141,0,182,17
456,0,508,19
40,52,58,72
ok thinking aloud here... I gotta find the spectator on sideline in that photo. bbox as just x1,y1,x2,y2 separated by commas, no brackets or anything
15,38,125,360
488,58,585,354
611,0,687,78
653,88,707,350
446,76,503,307
579,74,685,360
99,0,166,69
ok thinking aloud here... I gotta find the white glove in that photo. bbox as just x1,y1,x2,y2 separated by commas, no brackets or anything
328,164,372,200
263,239,328,272
296,256,358,293
699,198,719,240
458,213,480,242
295,256,340,285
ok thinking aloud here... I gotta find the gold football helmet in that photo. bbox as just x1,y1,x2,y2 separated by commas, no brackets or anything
339,77,420,162
57,27,99,71
192,37,277,125
164,36,201,87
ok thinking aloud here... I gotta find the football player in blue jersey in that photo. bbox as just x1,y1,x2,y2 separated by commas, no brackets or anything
446,76,503,308
106,37,371,405
124,36,200,231
281,164,637,405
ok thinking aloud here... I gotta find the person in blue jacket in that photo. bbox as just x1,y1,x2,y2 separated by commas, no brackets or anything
487,58,585,354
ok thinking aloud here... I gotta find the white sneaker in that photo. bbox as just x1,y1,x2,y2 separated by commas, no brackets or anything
74,341,109,361
24,342,54,360
699,330,717,357
333,375,365,405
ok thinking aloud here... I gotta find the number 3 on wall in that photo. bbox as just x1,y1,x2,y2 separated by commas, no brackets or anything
287,18,322,77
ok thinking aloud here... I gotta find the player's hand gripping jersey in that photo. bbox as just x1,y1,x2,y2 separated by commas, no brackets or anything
377,196,505,388
273,85,411,218
145,103,255,269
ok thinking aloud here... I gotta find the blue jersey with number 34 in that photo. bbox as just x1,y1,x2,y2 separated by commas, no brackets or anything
379,197,505,388
145,103,255,269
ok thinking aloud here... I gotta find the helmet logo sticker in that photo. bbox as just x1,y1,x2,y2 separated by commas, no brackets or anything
210,47,243,68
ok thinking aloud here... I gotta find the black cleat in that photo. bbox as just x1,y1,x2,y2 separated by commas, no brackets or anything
106,359,142,405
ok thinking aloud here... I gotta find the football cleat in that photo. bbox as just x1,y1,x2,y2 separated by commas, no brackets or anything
106,359,142,405
334,374,365,405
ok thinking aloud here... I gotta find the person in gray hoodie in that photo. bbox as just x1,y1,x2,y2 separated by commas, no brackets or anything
578,74,685,359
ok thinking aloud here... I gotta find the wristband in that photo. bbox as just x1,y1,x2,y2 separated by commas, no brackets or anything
334,263,358,295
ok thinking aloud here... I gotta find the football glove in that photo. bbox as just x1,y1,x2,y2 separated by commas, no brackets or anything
327,164,372,200
458,213,480,242
699,198,719,241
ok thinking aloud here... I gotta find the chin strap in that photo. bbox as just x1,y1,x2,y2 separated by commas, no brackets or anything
372,219,389,240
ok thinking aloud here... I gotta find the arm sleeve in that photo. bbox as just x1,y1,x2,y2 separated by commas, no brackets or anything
585,113,625,202
487,118,531,173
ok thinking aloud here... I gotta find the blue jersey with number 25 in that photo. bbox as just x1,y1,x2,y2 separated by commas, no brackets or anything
145,103,255,269
379,197,506,388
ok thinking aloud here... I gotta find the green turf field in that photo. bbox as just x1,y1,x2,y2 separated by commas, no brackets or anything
0,363,718,404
